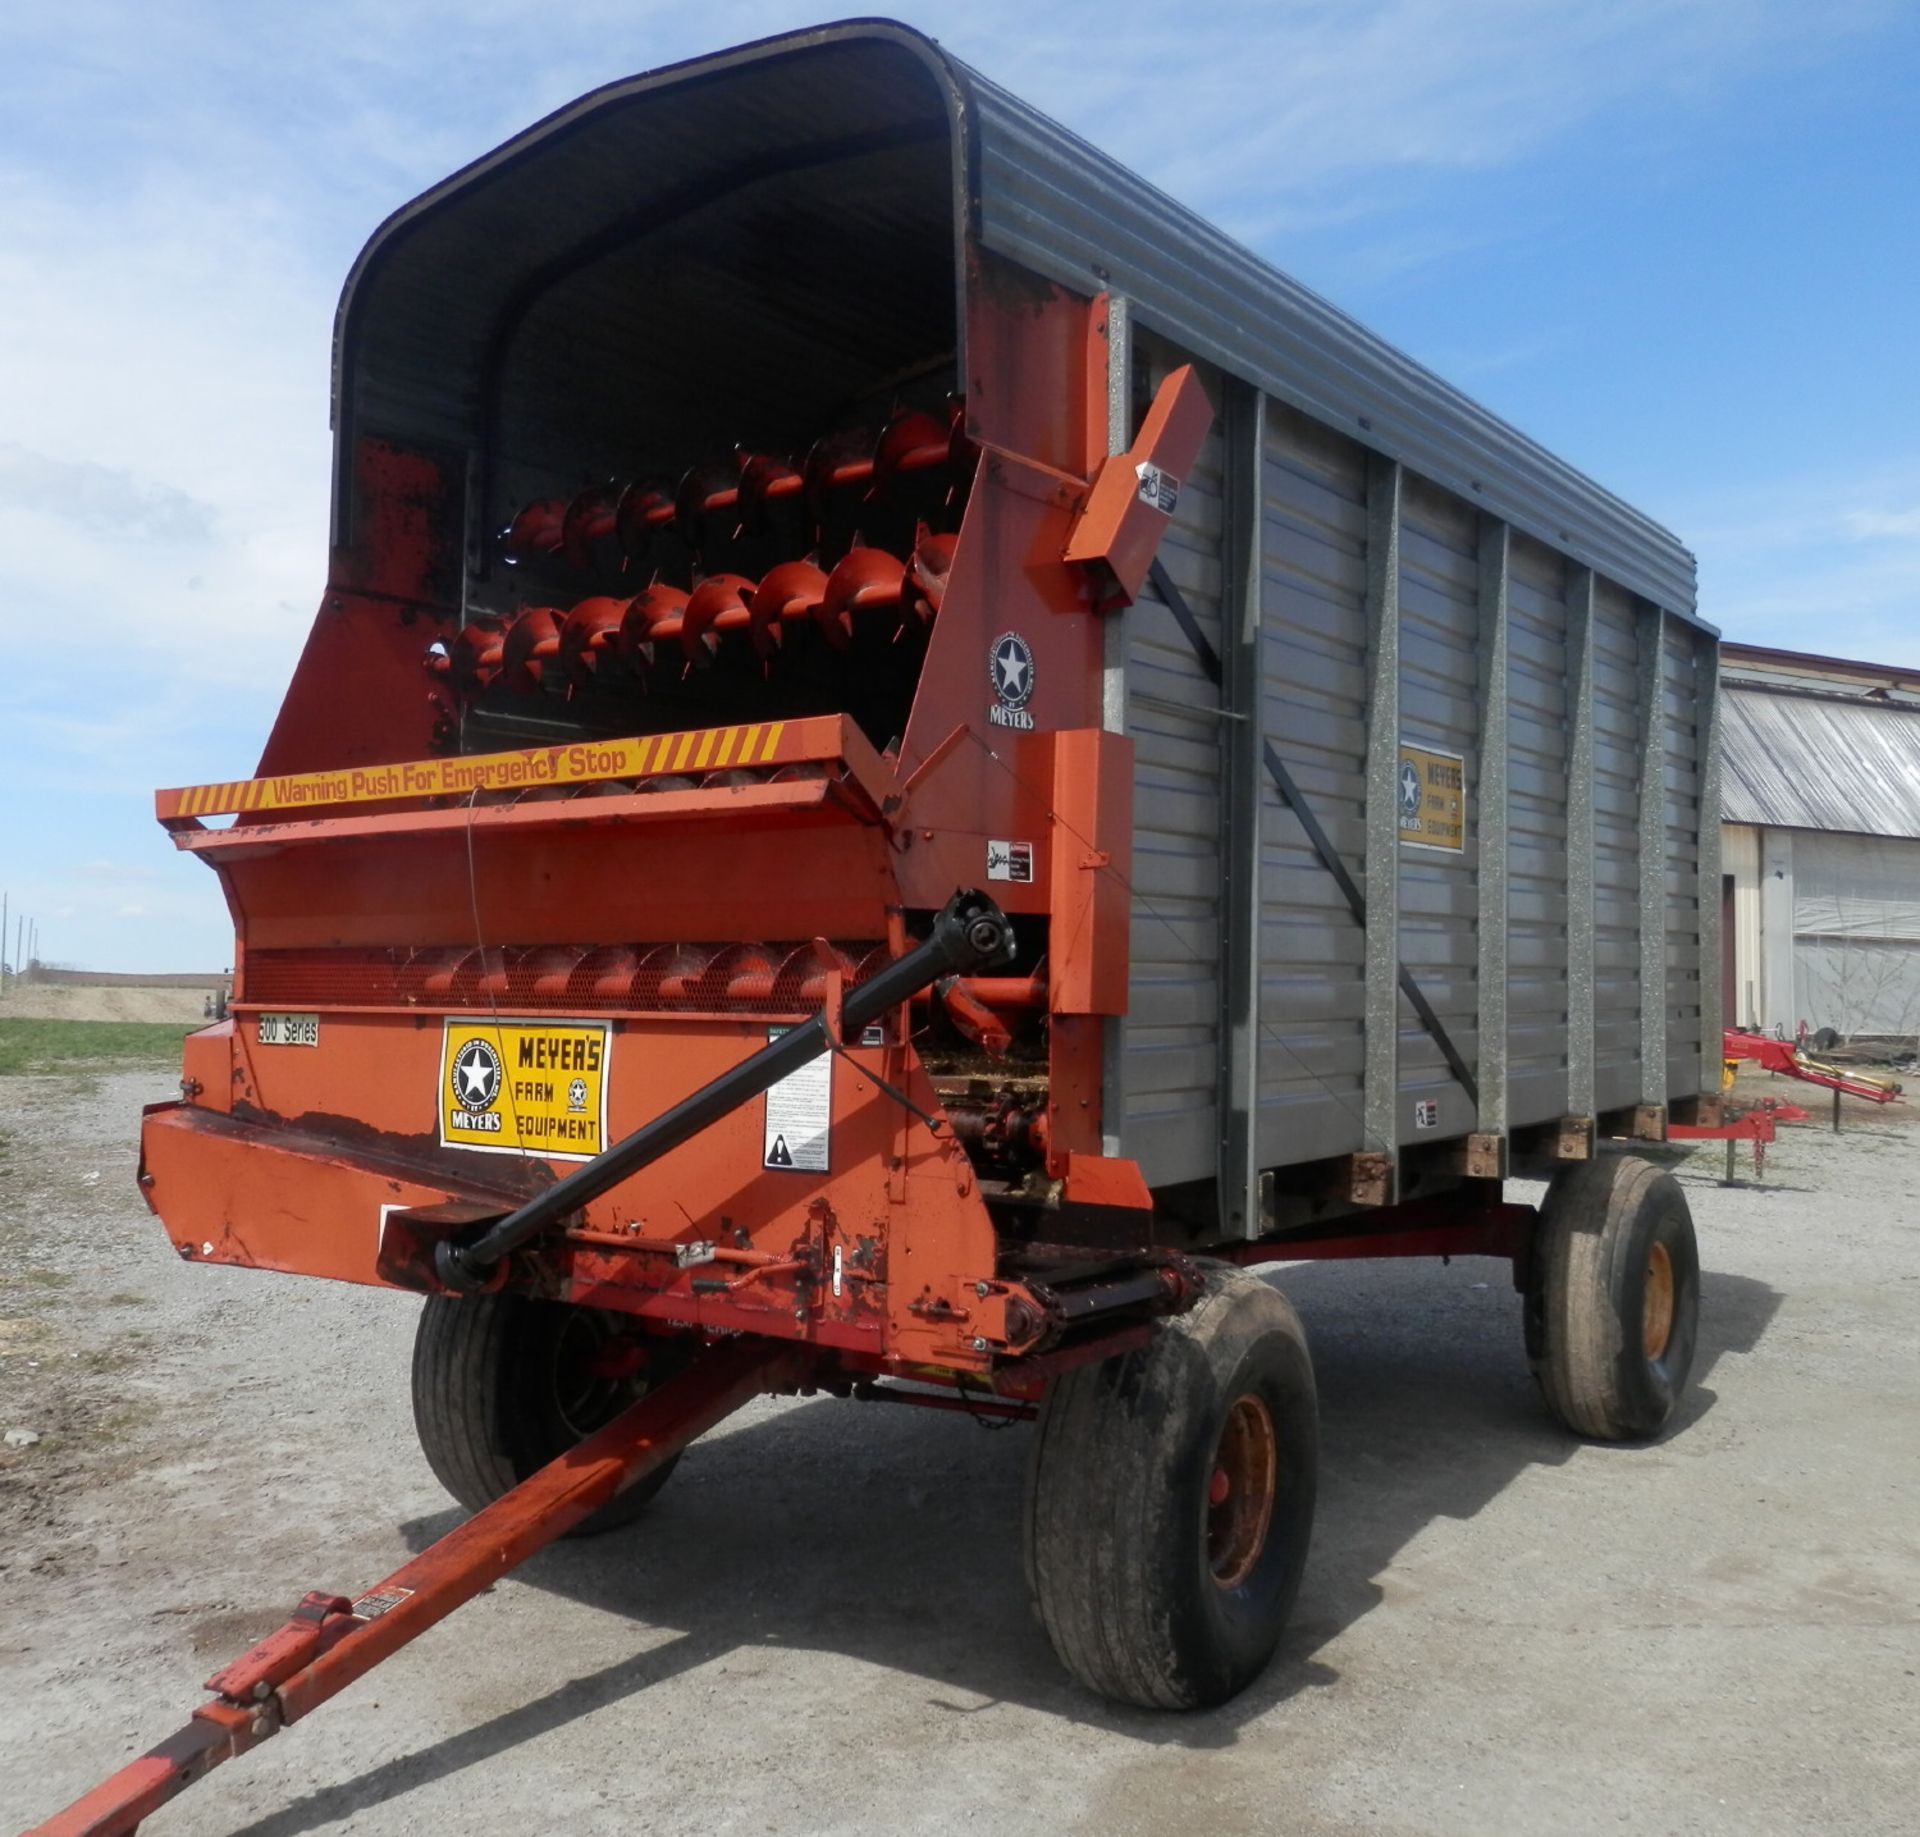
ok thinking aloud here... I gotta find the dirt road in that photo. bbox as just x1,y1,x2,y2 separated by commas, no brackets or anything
0,985,219,1024
3,1067,1915,1835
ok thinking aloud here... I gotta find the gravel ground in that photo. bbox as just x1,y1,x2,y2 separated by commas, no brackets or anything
2,1067,1916,1836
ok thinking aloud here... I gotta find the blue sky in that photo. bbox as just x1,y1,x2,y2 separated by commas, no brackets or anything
1,0,1916,972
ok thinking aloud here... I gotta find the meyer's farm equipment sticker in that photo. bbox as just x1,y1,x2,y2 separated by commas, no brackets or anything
439,1019,609,1160
1397,743,1466,853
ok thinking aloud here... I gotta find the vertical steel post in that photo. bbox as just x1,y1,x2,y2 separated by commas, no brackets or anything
1218,384,1265,1236
1362,456,1403,1179
1695,632,1724,1095
1099,295,1133,1159
1475,519,1512,1145
1566,568,1597,1121
1637,604,1670,1107
1759,829,1796,1036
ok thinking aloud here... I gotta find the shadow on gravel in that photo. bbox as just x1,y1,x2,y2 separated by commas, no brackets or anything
225,1258,1783,1837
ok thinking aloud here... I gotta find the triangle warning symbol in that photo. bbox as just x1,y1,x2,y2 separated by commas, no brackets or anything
767,1134,794,1167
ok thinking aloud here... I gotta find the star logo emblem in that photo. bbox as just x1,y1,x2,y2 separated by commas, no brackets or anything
989,633,1035,710
452,1038,502,1112
1399,760,1422,819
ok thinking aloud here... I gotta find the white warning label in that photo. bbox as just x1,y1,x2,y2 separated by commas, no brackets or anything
986,839,1034,884
763,1027,830,1172
1135,460,1180,515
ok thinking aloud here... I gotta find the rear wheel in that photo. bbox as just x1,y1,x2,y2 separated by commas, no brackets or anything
1023,1263,1318,1708
411,1293,688,1535
1526,1153,1700,1440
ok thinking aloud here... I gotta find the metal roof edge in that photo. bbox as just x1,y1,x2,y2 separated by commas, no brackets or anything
949,59,1700,623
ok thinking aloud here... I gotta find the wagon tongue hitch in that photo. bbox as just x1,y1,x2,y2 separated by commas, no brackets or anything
376,889,1018,1296
23,1335,803,1837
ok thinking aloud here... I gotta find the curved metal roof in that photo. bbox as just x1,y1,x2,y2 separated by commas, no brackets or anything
1722,685,1920,840
333,17,1698,622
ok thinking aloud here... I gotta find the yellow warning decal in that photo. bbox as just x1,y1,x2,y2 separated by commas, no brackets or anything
162,722,789,820
1397,742,1466,853
439,1019,611,1162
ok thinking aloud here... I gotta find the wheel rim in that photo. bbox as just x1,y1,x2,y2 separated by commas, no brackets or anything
1206,1393,1278,1590
549,1310,648,1439
1642,1241,1675,1363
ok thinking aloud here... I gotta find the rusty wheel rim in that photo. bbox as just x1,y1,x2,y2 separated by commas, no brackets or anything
1643,1241,1676,1363
1207,1393,1278,1590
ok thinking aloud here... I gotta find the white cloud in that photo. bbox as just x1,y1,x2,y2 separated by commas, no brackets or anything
1679,466,1920,663
1845,507,1920,542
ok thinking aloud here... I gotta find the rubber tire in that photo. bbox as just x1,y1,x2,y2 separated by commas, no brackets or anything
1023,1263,1318,1709
411,1293,683,1536
1526,1153,1700,1441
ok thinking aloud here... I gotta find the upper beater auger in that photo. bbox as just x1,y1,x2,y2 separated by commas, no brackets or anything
436,403,972,705
497,401,973,575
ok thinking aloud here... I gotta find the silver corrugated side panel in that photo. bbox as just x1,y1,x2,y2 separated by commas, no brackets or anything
1505,534,1574,1126
1253,400,1373,1165
1394,473,1484,1143
1120,334,1229,1186
1661,621,1709,1095
1589,581,1645,1111
1125,344,1715,1194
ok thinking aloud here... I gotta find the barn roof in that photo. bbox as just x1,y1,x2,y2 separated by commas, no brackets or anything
1722,684,1920,840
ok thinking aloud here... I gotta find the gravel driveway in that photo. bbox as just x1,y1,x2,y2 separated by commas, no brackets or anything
3,1067,1915,1835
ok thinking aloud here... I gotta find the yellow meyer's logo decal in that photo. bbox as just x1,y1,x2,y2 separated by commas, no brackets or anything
1397,742,1466,853
438,1019,611,1162
166,723,788,819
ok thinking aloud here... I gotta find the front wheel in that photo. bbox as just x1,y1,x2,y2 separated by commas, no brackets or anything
411,1293,688,1535
1023,1263,1318,1709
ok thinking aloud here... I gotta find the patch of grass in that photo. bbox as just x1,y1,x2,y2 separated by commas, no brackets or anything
23,1269,73,1290
0,1315,53,1352
0,1018,193,1077
88,1400,158,1444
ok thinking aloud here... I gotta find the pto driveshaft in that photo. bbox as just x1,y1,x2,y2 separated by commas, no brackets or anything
419,888,1016,1294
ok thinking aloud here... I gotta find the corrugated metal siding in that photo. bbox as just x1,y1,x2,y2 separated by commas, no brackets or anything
1253,401,1372,1165
1505,534,1572,1124
1791,832,1920,1040
1721,689,1920,840
1591,583,1644,1109
1662,623,1707,1095
1394,474,1480,1140
1120,339,1227,1184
